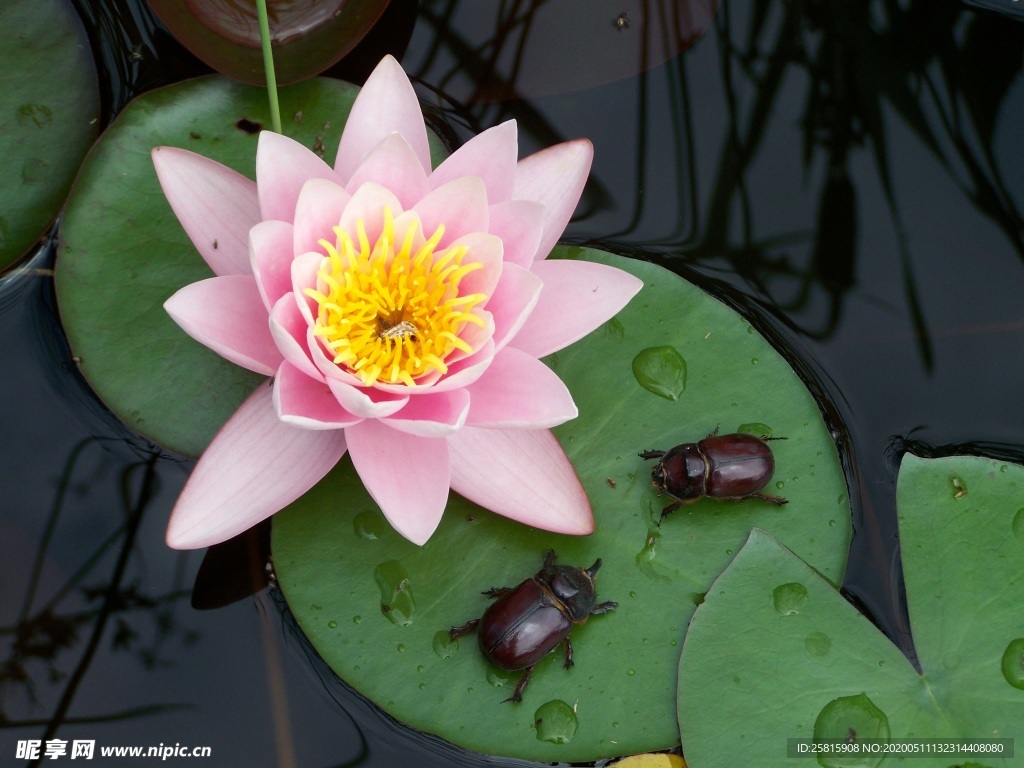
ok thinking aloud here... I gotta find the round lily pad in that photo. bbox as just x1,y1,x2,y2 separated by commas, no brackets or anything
272,250,851,762
0,0,99,270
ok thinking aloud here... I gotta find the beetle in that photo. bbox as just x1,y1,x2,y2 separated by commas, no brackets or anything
448,550,617,703
640,428,788,520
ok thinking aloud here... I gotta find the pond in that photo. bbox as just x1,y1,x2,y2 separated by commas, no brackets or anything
3,0,1023,766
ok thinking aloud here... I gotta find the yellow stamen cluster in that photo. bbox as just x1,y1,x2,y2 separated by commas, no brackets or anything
303,208,487,387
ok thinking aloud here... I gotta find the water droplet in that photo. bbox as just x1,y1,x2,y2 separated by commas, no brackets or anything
629,591,637,598
813,693,890,764
737,422,772,437
374,560,415,626
432,630,458,659
773,583,808,615
1012,509,1024,541
416,664,425,673
486,666,517,688
327,620,337,629
352,615,362,624
627,669,635,676
534,700,578,744
725,548,733,556
1000,638,1024,689
354,510,386,540
805,632,832,657
631,346,687,400
828,519,837,527
949,475,967,499
775,480,785,490
750,357,760,365
396,643,406,653
418,682,426,690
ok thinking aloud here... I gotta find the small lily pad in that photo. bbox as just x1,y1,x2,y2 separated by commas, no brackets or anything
677,454,1024,767
0,0,99,270
632,345,687,400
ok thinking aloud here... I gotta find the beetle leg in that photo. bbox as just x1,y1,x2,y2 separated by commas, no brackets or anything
448,618,480,639
590,600,618,615
658,501,681,523
563,635,574,669
749,492,789,505
638,449,665,460
503,666,534,703
482,586,512,599
706,425,720,439
761,435,788,441
542,549,558,569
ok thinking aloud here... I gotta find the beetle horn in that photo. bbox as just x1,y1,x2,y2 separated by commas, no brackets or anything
585,558,603,579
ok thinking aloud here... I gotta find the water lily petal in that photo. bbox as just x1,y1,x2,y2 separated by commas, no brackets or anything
250,220,295,311
164,275,281,376
291,251,323,326
512,259,644,357
305,325,368,388
512,139,593,261
152,146,258,276
335,55,431,183
166,384,348,549
345,133,430,210
487,263,542,352
346,419,450,545
452,232,503,299
256,131,340,222
339,182,404,245
430,120,517,202
269,294,323,380
422,337,496,393
327,378,409,418
487,199,544,268
448,427,593,535
274,361,362,429
413,177,489,248
465,347,576,428
293,177,350,257
380,389,469,437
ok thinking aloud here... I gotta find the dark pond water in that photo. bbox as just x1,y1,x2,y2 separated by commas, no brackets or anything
3,0,1023,766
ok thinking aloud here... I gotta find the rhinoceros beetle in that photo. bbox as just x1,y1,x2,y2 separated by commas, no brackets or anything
449,550,616,703
640,428,787,520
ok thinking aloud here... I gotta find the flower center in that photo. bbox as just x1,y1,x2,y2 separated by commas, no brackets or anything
304,208,487,387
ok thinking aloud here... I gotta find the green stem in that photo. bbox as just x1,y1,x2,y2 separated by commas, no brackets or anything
256,0,282,134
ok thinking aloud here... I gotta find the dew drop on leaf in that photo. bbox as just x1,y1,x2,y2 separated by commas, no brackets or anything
432,630,457,659
374,560,415,626
772,582,808,616
1012,508,1024,541
805,631,832,657
534,699,578,744
631,346,686,400
813,693,890,768
1000,638,1024,689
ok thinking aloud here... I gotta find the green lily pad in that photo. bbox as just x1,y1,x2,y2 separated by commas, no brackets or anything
272,251,850,762
677,454,1024,767
55,75,444,457
0,0,99,270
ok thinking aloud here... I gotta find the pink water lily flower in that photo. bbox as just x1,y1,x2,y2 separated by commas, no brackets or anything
154,55,642,549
